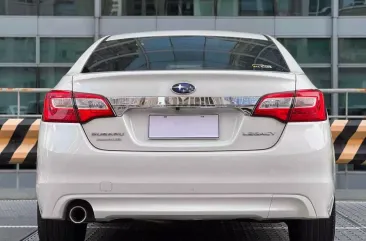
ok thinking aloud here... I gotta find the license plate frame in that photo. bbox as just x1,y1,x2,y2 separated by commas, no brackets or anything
148,115,219,140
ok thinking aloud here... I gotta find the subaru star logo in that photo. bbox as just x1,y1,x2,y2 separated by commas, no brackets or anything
171,83,196,95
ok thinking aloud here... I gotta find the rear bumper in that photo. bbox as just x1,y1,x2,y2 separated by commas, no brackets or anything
38,192,320,221
36,121,335,221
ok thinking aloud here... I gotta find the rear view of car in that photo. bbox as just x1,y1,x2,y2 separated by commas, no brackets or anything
36,31,335,241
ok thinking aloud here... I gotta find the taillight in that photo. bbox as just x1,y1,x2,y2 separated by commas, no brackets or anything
253,89,327,122
43,90,115,123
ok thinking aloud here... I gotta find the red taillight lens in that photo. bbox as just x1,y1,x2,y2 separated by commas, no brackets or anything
43,90,115,123
73,92,116,123
43,90,78,123
253,89,327,122
252,91,294,122
289,89,327,122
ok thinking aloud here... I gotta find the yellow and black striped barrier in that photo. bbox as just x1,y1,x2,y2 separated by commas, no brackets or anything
0,118,365,166
0,118,39,165
331,119,366,165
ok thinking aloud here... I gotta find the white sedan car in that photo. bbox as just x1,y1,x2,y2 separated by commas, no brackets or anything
36,30,336,241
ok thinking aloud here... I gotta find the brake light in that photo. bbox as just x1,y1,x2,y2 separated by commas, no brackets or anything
253,89,327,122
43,90,115,123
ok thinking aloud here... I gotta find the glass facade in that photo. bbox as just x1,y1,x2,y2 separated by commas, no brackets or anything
338,39,366,121
100,0,333,16
39,67,70,88
0,37,35,63
339,0,366,16
0,0,362,17
40,38,94,63
278,38,331,63
0,0,37,15
0,0,365,194
39,0,94,16
339,38,366,63
0,0,94,16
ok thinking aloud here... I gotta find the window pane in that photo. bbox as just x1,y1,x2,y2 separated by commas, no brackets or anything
303,68,331,112
303,68,331,88
0,0,37,15
0,68,36,115
40,38,94,63
217,0,274,16
239,0,274,16
338,68,366,116
0,38,35,63
339,0,366,16
101,0,216,16
339,39,366,63
40,0,94,16
195,0,215,16
102,0,157,16
83,36,290,72
277,38,331,63
276,0,331,16
40,67,69,88
158,0,194,16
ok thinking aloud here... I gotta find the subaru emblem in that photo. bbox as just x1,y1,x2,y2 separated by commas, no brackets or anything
171,83,196,95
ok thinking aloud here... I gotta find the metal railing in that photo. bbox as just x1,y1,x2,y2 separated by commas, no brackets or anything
322,88,366,119
0,88,50,119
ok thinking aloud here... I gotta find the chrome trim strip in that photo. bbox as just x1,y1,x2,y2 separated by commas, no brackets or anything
107,96,260,116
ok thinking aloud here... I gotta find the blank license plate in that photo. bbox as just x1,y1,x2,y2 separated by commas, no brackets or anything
148,115,219,139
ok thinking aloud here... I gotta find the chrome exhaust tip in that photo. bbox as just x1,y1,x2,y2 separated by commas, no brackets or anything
69,206,87,224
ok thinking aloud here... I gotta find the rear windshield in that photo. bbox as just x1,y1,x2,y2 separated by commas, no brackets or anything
82,36,290,73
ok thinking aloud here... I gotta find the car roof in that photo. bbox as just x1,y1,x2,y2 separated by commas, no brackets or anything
106,30,268,42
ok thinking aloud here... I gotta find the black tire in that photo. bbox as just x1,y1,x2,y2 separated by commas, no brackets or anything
37,204,87,241
287,201,335,241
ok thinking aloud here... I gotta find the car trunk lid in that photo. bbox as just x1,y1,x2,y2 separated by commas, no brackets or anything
72,70,296,152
